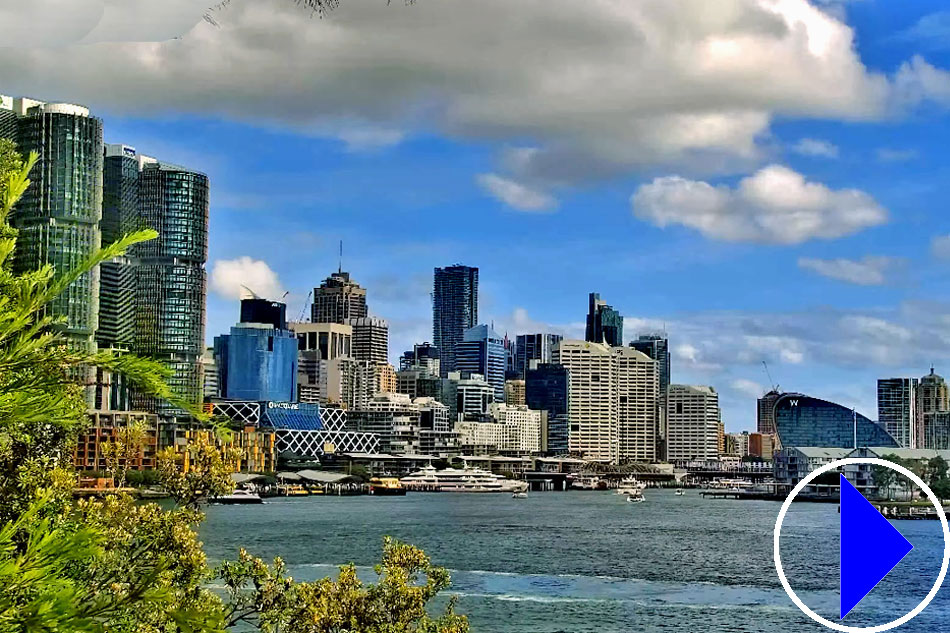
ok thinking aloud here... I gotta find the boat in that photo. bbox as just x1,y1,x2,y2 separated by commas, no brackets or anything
400,466,528,493
512,491,528,499
626,492,645,503
369,477,407,496
616,476,646,496
674,489,686,496
211,489,263,505
570,475,602,490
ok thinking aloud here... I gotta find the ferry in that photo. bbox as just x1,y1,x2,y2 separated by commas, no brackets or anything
675,488,686,496
626,490,645,503
616,476,647,496
369,477,407,496
570,475,606,490
211,489,263,505
400,466,528,493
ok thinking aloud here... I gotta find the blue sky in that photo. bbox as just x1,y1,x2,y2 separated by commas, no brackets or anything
6,0,950,430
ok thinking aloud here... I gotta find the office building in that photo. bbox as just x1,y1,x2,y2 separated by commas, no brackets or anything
4,96,103,357
396,369,442,400
201,348,219,400
772,393,899,449
326,357,376,410
433,265,478,376
351,316,389,363
585,293,623,347
132,157,209,417
291,321,352,404
724,432,750,457
921,412,950,450
514,333,562,378
505,379,526,406
214,299,298,402
97,144,138,352
877,377,918,448
748,432,776,460
311,271,367,324
553,341,658,463
457,403,543,456
666,385,720,463
525,363,570,455
441,371,494,421
757,390,783,436
916,369,949,447
373,361,397,394
456,324,506,401
630,335,670,395
400,342,440,375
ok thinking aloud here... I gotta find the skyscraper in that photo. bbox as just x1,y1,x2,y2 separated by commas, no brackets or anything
877,377,918,448
553,340,658,463
515,333,562,378
311,271,367,324
757,390,783,436
4,96,103,355
665,385,721,463
433,265,478,376
399,342,440,375
455,324,506,401
630,335,670,396
585,293,623,347
916,368,949,448
350,316,389,363
525,363,570,455
132,158,209,417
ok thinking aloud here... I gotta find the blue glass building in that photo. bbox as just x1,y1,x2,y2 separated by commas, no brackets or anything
433,265,478,377
456,324,506,401
215,299,298,402
773,393,899,449
585,293,623,347
525,363,570,455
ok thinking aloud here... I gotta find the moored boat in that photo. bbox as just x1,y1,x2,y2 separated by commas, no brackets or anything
211,489,263,505
401,466,528,493
369,477,407,496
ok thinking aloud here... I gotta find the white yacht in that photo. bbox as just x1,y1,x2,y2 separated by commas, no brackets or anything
626,491,645,503
400,466,529,493
211,489,263,505
616,476,647,496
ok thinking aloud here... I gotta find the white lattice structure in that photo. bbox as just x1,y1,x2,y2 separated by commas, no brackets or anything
208,400,261,425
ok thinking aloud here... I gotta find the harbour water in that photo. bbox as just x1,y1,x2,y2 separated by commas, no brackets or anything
201,490,949,632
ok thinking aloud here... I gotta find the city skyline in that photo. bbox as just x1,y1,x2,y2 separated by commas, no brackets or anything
5,0,950,430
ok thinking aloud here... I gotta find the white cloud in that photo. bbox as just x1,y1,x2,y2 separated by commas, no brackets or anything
3,0,948,193
630,164,887,244
875,147,918,162
731,378,766,399
336,126,405,153
797,255,904,285
477,173,557,212
210,256,285,301
932,235,950,259
790,137,839,158
892,55,950,109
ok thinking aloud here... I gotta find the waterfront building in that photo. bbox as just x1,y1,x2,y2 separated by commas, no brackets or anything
772,393,899,449
757,390,782,436
173,424,277,474
878,377,918,448
456,324,506,401
3,97,103,360
585,293,623,347
399,342,440,375
348,393,457,456
74,410,160,473
311,270,367,324
351,316,389,363
916,368,949,448
505,379,526,406
432,265,478,376
845,446,950,494
456,404,542,456
773,446,851,491
441,372,494,421
291,321,352,403
525,363,570,456
553,340,658,463
666,385,720,463
515,333,562,378
132,157,209,417
213,298,298,403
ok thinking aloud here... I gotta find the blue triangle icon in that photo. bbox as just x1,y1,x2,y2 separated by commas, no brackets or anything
840,474,914,619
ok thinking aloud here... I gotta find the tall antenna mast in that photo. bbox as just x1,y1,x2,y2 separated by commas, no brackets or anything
338,240,343,274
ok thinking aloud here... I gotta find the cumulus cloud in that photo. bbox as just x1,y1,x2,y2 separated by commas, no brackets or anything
630,164,887,244
790,137,839,158
210,257,285,301
3,0,948,193
477,174,557,212
892,11,950,52
797,255,904,285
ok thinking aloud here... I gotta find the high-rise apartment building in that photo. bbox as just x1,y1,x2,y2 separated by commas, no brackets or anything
585,293,623,347
666,385,721,463
455,324,506,401
132,158,209,416
350,316,389,363
433,265,478,377
3,97,103,356
311,271,367,324
757,390,783,436
514,333,562,378
877,377,918,448
553,341,658,463
916,368,949,447
525,363,570,456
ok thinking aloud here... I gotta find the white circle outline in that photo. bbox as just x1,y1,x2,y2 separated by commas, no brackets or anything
773,457,950,632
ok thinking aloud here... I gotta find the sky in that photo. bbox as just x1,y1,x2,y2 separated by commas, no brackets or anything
4,0,950,431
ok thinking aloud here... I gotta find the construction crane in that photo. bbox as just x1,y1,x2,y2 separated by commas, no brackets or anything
296,289,313,323
762,360,779,393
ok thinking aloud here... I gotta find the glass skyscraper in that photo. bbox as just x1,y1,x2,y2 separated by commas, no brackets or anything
5,98,103,355
433,264,478,377
525,363,570,455
630,335,670,396
877,377,918,448
585,293,623,347
772,393,898,449
456,324,506,401
515,333,562,378
132,158,209,417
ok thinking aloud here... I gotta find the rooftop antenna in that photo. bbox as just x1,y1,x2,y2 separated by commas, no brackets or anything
338,239,343,274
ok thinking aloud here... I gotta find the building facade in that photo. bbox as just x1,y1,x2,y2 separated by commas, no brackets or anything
311,271,367,324
773,393,899,449
514,333,562,378
455,324,506,402
291,321,352,404
74,410,161,473
350,316,389,363
585,293,623,347
441,372,494,420
505,379,526,406
132,158,209,417
665,385,720,463
756,390,783,436
916,369,949,448
432,265,478,377
525,363,570,456
877,377,918,448
400,342,440,375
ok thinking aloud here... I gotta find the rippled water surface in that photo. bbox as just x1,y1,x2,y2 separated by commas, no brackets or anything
200,490,949,632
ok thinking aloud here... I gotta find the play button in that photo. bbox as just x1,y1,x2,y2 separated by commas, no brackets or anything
774,457,950,632
839,474,913,619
